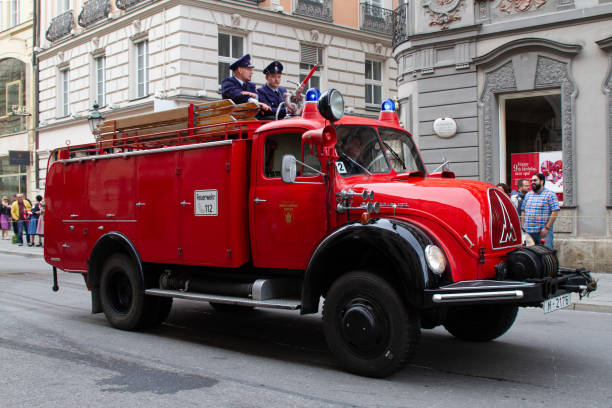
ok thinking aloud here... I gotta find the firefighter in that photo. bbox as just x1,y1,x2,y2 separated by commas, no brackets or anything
256,61,294,120
221,54,270,112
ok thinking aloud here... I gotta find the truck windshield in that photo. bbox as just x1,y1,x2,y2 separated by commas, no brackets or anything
378,127,425,174
335,126,390,176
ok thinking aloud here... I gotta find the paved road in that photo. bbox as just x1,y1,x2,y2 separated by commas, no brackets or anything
1,254,611,408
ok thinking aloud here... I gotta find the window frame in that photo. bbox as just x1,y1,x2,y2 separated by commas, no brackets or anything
299,44,323,90
59,68,70,118
95,55,106,107
365,59,383,107
217,33,244,86
135,39,149,99
10,0,19,27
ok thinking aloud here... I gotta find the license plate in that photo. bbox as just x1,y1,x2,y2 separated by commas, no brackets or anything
542,293,572,313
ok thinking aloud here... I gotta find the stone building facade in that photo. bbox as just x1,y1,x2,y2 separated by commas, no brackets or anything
393,0,612,270
0,0,35,198
36,0,399,190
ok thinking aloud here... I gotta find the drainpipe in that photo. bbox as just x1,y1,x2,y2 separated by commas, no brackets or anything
33,0,40,191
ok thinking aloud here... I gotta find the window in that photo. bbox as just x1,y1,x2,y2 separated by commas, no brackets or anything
136,40,148,98
0,58,26,135
300,44,323,90
218,33,243,85
60,69,69,117
10,0,18,27
263,133,321,178
365,59,382,106
335,126,390,176
95,55,106,106
57,0,70,13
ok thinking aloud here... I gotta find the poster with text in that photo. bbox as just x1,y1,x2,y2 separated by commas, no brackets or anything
511,151,563,204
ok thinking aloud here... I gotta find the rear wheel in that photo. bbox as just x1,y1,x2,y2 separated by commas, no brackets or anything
100,253,171,330
322,271,420,378
443,304,518,341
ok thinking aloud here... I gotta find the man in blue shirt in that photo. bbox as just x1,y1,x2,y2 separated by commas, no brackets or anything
221,54,270,112
521,173,560,249
257,61,293,120
510,178,529,213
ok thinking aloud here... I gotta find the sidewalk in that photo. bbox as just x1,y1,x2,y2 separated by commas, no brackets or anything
0,238,609,312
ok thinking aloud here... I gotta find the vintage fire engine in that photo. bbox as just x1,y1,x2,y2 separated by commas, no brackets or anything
45,88,596,377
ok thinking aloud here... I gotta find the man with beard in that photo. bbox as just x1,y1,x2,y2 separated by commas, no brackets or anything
521,173,560,249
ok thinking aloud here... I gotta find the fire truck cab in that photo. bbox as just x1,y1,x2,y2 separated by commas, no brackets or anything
44,89,596,378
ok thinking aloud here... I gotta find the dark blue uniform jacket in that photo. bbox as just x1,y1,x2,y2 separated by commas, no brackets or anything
221,76,257,104
257,85,288,119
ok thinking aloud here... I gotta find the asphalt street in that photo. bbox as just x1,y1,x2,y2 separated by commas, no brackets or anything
1,253,611,408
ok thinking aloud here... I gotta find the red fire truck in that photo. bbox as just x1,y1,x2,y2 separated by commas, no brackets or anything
45,89,596,377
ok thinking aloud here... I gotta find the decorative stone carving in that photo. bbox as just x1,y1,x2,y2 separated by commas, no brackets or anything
78,0,110,28
421,0,465,30
477,40,580,207
231,13,241,27
596,36,612,207
498,0,546,14
46,10,75,42
310,29,320,42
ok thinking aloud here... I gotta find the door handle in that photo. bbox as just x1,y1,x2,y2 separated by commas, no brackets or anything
136,202,146,207
253,198,267,203
180,201,191,207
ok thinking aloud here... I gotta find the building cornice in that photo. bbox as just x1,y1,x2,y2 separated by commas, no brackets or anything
37,0,392,59
597,36,612,53
473,38,582,66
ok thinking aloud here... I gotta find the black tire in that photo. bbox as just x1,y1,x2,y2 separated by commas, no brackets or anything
322,271,420,378
443,304,519,342
209,302,255,313
100,253,171,330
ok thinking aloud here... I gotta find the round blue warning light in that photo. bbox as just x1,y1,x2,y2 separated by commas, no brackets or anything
381,99,396,112
306,88,321,102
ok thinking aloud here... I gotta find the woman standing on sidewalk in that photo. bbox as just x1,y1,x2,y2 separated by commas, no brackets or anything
0,196,10,239
34,196,44,246
28,196,43,246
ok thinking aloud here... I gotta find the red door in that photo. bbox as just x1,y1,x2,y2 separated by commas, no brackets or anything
251,131,327,270
135,152,180,263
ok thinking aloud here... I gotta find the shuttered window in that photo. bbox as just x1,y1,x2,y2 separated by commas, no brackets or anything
300,44,323,90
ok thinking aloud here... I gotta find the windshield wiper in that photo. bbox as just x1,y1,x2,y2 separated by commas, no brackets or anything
382,141,406,170
338,152,372,176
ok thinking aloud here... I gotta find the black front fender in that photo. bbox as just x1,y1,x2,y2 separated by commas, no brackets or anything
301,218,434,314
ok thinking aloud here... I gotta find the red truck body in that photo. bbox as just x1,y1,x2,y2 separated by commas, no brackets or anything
44,94,595,378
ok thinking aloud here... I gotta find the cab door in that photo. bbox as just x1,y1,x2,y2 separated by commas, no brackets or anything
251,130,327,270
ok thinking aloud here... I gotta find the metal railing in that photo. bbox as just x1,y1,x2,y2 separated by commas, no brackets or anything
115,0,147,10
360,3,393,36
392,2,410,48
294,0,333,22
45,10,75,42
78,0,111,28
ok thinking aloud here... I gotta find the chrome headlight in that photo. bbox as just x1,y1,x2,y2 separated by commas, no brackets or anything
424,245,447,276
522,230,535,246
318,89,344,122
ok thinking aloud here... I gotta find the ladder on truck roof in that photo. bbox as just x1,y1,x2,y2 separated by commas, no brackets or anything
53,100,264,161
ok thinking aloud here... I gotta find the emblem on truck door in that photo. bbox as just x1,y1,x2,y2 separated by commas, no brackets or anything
496,193,517,244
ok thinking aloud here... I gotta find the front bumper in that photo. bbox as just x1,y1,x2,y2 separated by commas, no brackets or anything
423,267,597,308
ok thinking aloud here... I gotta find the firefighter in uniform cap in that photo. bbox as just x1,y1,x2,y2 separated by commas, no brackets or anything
257,61,295,120
221,54,270,112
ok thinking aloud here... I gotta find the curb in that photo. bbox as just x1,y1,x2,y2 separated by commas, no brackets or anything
570,303,612,314
0,249,44,259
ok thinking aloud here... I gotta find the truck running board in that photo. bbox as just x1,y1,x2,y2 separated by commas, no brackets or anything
145,288,301,310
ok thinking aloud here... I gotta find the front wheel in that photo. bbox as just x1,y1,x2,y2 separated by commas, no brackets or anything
322,271,420,378
443,304,518,341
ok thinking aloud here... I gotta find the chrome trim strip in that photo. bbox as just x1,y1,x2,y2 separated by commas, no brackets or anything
61,220,137,223
145,289,301,310
60,139,233,163
432,290,524,303
439,280,537,290
50,257,61,261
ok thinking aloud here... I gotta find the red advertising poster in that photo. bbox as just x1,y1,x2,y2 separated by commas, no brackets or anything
511,152,563,204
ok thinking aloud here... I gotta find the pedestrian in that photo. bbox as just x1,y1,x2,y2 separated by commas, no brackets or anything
35,197,44,246
10,193,31,246
28,195,43,246
521,173,560,250
510,178,529,213
0,196,11,239
496,183,511,196
9,194,17,241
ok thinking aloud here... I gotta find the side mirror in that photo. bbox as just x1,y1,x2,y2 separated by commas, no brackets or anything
281,155,297,183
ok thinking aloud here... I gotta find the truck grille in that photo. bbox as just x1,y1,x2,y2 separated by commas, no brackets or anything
488,188,521,250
